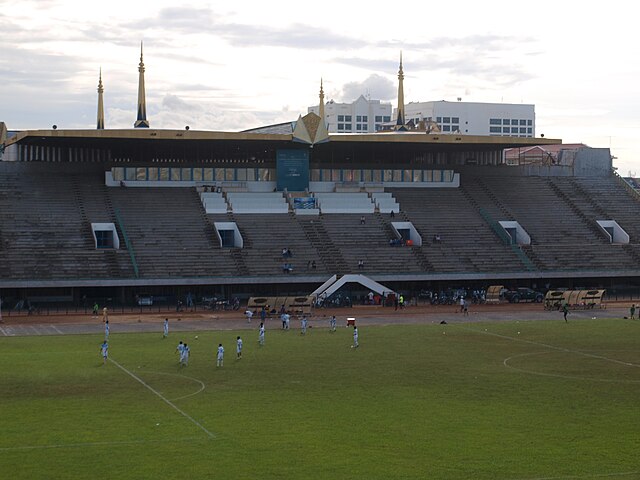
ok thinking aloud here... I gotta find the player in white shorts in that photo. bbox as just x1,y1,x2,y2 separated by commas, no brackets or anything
236,336,243,359
100,341,108,365
181,343,190,366
259,323,265,346
352,326,359,348
163,318,169,338
300,316,308,335
216,344,224,367
330,315,337,332
104,320,110,340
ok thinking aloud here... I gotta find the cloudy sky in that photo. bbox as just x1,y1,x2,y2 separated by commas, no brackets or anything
1,1,639,173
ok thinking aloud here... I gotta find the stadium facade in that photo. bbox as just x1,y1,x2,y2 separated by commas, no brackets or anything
1,52,638,308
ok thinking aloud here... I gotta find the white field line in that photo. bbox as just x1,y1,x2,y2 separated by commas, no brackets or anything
0,437,202,452
137,370,206,401
511,470,640,480
0,325,9,336
455,325,640,369
51,325,63,334
503,351,640,384
109,358,215,439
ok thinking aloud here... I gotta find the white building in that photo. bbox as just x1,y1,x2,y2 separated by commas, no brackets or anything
401,100,535,137
308,95,392,133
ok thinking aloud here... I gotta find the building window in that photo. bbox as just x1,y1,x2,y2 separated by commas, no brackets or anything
452,124,459,131
345,124,352,131
490,126,501,133
527,120,533,126
490,118,501,125
375,115,382,122
383,116,391,122
527,127,532,134
436,117,442,123
443,125,451,131
356,115,362,122
503,119,510,125
375,124,382,131
362,115,367,121
443,117,450,123
452,117,459,123
362,124,368,131
338,115,344,122
345,115,352,122
148,168,158,181
159,168,169,181
511,119,518,125
519,119,526,125
338,124,344,131
511,127,519,134
519,127,526,134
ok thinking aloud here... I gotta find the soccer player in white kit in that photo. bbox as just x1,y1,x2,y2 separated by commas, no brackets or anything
352,326,359,348
100,341,108,365
236,336,243,359
330,315,337,332
163,318,169,338
181,343,190,366
301,316,308,335
217,344,224,367
259,322,265,346
104,320,109,340
176,341,185,365
245,309,253,323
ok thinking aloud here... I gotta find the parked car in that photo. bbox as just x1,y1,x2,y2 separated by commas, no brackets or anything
136,294,153,306
504,287,544,303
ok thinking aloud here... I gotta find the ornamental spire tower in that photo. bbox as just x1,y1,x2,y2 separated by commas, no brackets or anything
134,42,149,128
396,52,405,126
318,78,325,123
97,68,105,130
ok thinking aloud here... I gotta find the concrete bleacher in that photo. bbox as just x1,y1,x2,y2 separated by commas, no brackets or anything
5,161,640,286
371,192,400,214
390,187,528,273
319,213,424,273
199,191,228,214
314,192,375,213
0,163,135,280
207,212,325,276
467,175,638,271
109,187,238,278
226,192,289,214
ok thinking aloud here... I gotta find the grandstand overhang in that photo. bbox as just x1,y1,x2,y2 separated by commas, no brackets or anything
5,128,561,151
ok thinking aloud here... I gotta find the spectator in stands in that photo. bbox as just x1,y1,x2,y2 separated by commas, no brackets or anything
360,216,366,225
433,234,442,243
282,247,288,257
307,260,311,270
358,259,364,269
119,180,126,187
282,263,293,273
390,210,395,218
311,260,316,270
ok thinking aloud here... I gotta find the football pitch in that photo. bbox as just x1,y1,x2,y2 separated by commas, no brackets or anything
1,318,639,479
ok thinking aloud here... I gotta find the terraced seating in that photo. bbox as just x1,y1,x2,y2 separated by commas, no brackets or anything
226,192,288,213
0,163,134,280
207,213,325,276
109,188,237,278
390,187,527,273
314,192,374,213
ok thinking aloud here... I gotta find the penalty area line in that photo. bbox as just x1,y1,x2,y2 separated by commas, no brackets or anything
109,358,215,439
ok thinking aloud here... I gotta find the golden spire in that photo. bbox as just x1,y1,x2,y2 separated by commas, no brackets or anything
97,68,105,130
396,51,405,126
318,78,325,123
134,41,149,128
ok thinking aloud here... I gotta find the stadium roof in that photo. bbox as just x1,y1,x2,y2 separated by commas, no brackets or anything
4,127,561,149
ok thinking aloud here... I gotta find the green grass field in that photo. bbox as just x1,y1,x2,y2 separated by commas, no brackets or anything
1,318,639,479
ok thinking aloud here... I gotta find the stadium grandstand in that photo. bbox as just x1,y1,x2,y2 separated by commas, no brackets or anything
1,52,639,309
